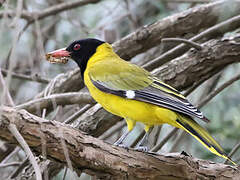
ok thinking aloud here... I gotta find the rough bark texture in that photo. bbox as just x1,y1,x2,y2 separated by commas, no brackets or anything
154,36,240,90
0,107,239,180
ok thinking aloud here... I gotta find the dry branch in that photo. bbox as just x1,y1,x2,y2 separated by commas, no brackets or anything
153,35,240,90
0,106,239,180
1,69,50,84
17,92,95,114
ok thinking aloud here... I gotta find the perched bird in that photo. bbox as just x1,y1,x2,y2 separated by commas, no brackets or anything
47,38,235,164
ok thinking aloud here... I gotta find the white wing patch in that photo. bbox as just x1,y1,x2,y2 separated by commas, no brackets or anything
126,90,135,99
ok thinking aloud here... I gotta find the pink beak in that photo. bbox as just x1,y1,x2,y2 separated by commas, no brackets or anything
48,48,70,58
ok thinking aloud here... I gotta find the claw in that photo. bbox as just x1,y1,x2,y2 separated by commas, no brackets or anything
134,146,149,152
114,143,129,150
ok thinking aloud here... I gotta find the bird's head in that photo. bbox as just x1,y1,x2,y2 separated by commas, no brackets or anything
46,38,105,77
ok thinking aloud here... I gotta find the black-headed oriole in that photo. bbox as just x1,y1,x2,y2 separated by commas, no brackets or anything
47,38,235,164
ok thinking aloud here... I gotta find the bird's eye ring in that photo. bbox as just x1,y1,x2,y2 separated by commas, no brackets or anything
73,44,81,51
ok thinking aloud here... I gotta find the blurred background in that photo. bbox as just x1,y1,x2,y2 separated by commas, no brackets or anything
0,0,240,179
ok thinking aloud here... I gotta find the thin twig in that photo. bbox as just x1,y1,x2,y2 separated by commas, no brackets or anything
1,69,50,84
199,73,223,100
16,92,95,113
161,38,202,50
224,141,240,164
183,78,206,96
9,157,29,179
8,124,42,180
99,120,125,140
59,127,73,171
0,70,14,106
170,130,186,152
152,126,162,147
130,130,145,148
0,147,20,164
151,128,179,152
197,73,240,109
164,0,211,3
0,162,21,168
5,0,23,94
62,167,68,180
64,104,92,124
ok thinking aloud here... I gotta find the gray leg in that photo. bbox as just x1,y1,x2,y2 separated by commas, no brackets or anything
135,127,153,152
114,130,130,148
114,118,135,148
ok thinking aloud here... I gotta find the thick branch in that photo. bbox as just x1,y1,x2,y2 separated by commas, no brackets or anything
153,35,240,90
0,107,239,179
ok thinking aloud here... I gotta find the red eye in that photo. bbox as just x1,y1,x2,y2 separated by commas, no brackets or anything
73,44,81,51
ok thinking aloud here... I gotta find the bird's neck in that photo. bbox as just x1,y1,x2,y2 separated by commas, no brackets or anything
86,43,117,68
80,43,117,80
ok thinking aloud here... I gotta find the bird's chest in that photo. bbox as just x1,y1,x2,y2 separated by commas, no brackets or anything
84,73,123,116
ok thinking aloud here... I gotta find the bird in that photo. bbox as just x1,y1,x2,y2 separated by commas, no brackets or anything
47,38,235,164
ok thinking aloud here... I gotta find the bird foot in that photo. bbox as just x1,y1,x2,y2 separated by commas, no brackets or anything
113,142,129,150
134,146,148,152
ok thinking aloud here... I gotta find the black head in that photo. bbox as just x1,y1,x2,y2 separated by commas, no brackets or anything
66,38,105,77
48,38,105,78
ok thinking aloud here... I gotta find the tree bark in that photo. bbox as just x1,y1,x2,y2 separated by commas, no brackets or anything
0,107,239,180
154,35,240,90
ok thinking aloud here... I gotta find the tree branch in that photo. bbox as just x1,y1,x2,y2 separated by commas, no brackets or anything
1,69,50,84
8,124,42,180
0,106,239,179
153,35,240,91
16,92,95,114
161,38,203,50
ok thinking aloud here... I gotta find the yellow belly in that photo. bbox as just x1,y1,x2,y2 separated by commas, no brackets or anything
85,75,178,127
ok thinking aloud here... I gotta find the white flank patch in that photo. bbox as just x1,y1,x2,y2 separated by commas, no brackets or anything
126,90,135,99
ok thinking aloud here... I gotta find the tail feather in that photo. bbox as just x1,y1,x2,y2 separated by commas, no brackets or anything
176,115,236,165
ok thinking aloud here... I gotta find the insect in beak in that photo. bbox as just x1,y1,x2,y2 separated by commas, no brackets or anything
45,48,70,64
